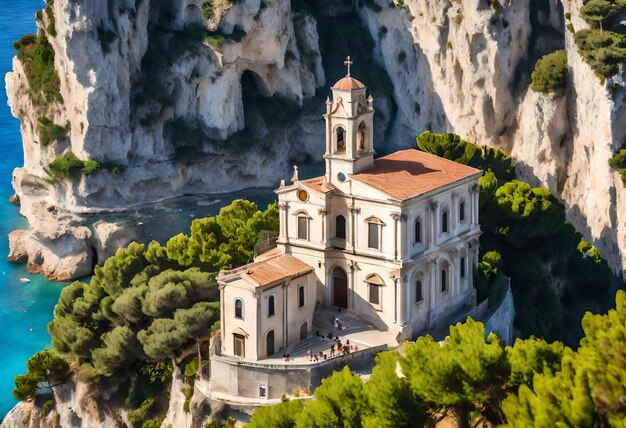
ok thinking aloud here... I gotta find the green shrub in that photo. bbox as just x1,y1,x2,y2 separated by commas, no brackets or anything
574,29,626,80
37,116,67,146
204,33,226,51
202,0,214,20
13,34,62,106
128,397,155,425
184,357,199,379
45,0,57,37
41,399,55,417
139,361,174,384
530,50,568,94
567,22,575,33
47,152,100,180
608,149,626,185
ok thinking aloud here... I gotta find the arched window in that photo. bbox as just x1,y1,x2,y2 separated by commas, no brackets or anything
335,127,346,152
441,208,449,234
415,280,423,303
267,295,275,317
460,256,466,278
365,274,385,307
234,299,243,319
459,200,466,222
297,215,308,240
357,122,366,151
298,285,305,307
440,260,450,293
414,217,422,244
336,215,346,239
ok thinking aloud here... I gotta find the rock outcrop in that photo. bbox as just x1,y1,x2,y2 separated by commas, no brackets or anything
5,0,626,278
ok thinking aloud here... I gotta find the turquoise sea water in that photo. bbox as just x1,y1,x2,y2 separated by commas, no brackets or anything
0,0,58,417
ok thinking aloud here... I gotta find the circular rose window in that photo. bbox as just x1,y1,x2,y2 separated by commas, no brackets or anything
297,190,309,202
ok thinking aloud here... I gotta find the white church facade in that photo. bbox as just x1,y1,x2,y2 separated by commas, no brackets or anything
216,68,482,362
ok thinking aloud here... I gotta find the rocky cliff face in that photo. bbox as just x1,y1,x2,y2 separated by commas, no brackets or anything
5,0,626,278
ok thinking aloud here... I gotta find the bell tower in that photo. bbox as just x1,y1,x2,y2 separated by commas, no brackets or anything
324,57,375,186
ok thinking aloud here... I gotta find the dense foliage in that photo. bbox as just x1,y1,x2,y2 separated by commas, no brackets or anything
608,148,626,185
45,199,277,384
46,151,100,181
37,116,67,146
417,131,612,344
574,29,626,80
529,50,568,94
13,34,62,107
249,291,626,427
574,0,626,80
12,350,71,400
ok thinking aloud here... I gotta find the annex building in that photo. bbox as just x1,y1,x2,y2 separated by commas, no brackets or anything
210,64,483,401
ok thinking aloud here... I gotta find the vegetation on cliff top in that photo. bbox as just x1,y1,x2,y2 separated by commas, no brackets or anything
417,131,612,343
248,291,626,427
530,50,568,94
13,34,62,107
575,0,626,80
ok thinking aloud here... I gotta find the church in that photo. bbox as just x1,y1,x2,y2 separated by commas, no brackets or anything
216,61,482,362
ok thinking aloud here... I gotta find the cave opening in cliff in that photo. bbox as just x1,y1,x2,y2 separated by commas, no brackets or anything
183,4,202,25
240,70,272,135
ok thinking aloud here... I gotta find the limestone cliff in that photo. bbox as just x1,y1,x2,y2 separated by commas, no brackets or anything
5,0,626,279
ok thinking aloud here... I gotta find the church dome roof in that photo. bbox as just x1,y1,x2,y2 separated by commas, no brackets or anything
332,76,366,91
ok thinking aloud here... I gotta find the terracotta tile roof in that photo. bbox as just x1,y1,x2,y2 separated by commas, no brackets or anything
220,253,314,288
332,76,366,91
351,149,481,201
301,177,334,194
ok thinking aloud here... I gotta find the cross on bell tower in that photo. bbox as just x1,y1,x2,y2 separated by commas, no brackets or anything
344,56,353,77
323,58,376,186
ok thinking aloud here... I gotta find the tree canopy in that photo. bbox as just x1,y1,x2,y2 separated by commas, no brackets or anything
250,291,626,427
13,349,71,400
417,132,613,344
530,50,568,94
40,200,278,387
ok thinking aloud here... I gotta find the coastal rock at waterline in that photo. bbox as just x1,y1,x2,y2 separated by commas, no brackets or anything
1,381,126,428
7,190,143,281
8,229,92,282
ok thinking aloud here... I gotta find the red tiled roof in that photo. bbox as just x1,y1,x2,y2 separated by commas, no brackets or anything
221,253,314,288
332,76,366,91
301,177,334,194
351,149,481,201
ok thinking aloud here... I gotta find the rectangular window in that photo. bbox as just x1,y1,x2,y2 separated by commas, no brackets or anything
297,216,308,240
415,220,422,243
259,385,267,398
268,295,275,317
460,257,466,278
369,283,380,305
459,201,466,222
442,212,449,233
416,281,423,303
368,223,379,249
441,269,447,292
298,285,305,307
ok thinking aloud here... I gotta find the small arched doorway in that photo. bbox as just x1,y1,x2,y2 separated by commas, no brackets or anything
300,322,308,340
332,267,348,308
266,330,275,357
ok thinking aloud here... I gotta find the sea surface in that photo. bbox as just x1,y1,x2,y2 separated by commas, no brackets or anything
0,0,311,417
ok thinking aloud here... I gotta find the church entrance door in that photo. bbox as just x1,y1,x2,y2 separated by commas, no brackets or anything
332,267,348,308
233,334,245,358
266,330,275,357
